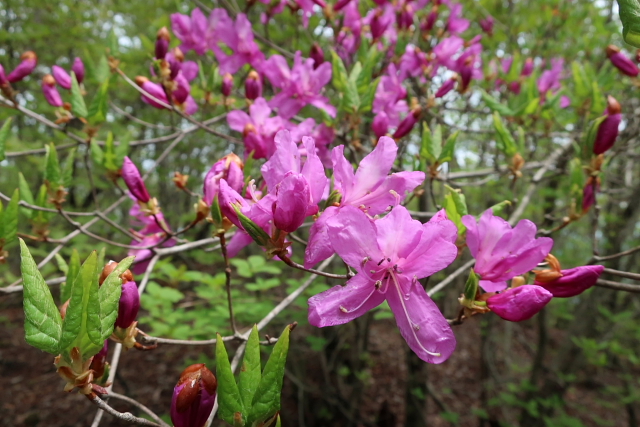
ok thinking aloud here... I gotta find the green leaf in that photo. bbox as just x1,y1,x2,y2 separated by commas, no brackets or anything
91,140,105,167
58,251,103,358
44,143,62,189
87,79,110,125
420,123,441,164
70,72,88,118
238,325,262,408
481,91,514,116
356,46,379,94
348,61,362,84
571,61,590,98
248,324,292,424
2,189,20,246
463,270,480,301
234,205,271,247
94,55,111,83
61,249,80,304
492,112,517,157
216,333,245,425
19,239,63,354
18,173,34,219
55,253,69,275
0,117,12,162
61,148,77,188
211,195,223,228
443,185,467,235
330,50,349,93
485,200,512,218
114,134,131,167
358,77,380,114
618,0,640,47
342,78,360,113
104,132,118,171
99,256,135,341
590,81,605,116
108,29,119,55
438,131,459,164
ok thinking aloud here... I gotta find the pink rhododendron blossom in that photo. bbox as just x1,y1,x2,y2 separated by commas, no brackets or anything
212,12,265,74
435,77,457,98
181,61,199,82
171,8,208,55
172,72,191,104
305,136,424,267
535,265,604,298
373,64,408,127
432,36,464,71
308,205,458,363
272,174,312,232
479,15,494,35
203,154,244,206
446,3,469,34
487,285,552,322
227,97,286,159
263,52,335,119
537,58,564,97
136,77,169,109
461,209,553,292
399,45,430,80
336,1,363,61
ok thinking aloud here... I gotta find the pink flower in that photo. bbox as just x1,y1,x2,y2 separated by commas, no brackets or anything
172,72,191,104
432,36,464,71
309,43,325,69
537,58,564,97
393,107,421,139
535,265,604,298
593,96,621,155
305,136,425,267
521,58,534,77
52,65,71,89
227,97,286,159
479,15,494,35
399,45,430,80
122,156,151,203
461,209,553,292
171,8,208,55
7,51,37,83
582,177,599,212
221,73,233,97
606,45,639,77
203,154,244,206
273,174,312,232
373,64,408,127
41,75,63,107
171,364,217,427
263,52,335,119
435,77,457,98
308,205,458,363
446,3,469,35
155,27,171,60
336,2,363,61
487,285,552,322
213,12,265,74
372,113,390,137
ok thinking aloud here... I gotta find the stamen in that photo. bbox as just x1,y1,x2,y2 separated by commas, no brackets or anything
361,257,370,266
339,306,348,313
375,280,382,289
338,286,378,314
377,258,385,266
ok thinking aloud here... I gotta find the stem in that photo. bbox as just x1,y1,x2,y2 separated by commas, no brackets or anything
219,232,238,335
88,394,161,427
280,255,349,280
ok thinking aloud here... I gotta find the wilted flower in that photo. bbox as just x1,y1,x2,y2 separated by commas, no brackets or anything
309,206,458,363
461,209,553,292
7,51,37,83
42,74,63,107
170,364,217,427
487,285,553,322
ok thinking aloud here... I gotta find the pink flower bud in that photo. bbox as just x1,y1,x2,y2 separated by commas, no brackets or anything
135,76,169,109
245,70,262,100
508,81,521,94
396,4,414,29
593,96,621,155
393,107,421,139
370,10,390,40
487,285,552,322
310,43,325,69
273,174,311,233
52,65,71,89
218,179,249,229
479,16,494,35
122,156,151,203
0,64,6,85
535,265,604,298
459,62,473,92
521,58,534,77
372,113,389,138
155,27,171,60
581,177,599,212
170,364,217,427
115,281,140,328
72,57,85,84
167,48,184,80
42,74,63,107
422,8,438,32
606,45,639,77
333,0,352,12
7,51,37,83
203,154,244,206
372,0,387,5
435,77,456,98
173,72,191,104
89,341,109,379
221,73,233,97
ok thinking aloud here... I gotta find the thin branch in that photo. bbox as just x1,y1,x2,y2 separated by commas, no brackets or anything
88,395,161,427
108,392,171,427
280,255,349,280
602,268,640,281
595,278,640,293
592,245,640,262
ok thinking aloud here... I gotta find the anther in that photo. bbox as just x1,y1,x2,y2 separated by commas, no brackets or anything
339,306,348,313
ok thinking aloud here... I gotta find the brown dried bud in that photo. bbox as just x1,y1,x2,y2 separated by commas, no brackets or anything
99,260,133,285
60,299,70,319
173,172,189,190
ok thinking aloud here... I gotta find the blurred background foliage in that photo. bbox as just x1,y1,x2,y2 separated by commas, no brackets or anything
2,0,640,426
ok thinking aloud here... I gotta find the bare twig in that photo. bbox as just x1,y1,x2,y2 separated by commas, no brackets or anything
108,392,171,427
88,395,162,427
595,278,640,293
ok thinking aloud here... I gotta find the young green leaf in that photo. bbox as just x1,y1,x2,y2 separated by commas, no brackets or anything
19,239,63,354
438,131,459,164
104,132,118,171
342,78,361,113
443,185,467,235
238,325,262,408
58,251,103,358
99,256,135,341
61,249,81,304
216,333,245,425
618,0,640,47
87,79,110,124
330,50,349,93
358,77,380,114
44,143,62,189
70,72,88,118
3,189,20,246
61,148,77,188
17,172,34,219
0,117,12,162
114,134,131,167
481,91,515,116
94,55,111,84
247,324,292,424
420,123,441,164
485,200,512,218
91,140,105,167
492,112,517,157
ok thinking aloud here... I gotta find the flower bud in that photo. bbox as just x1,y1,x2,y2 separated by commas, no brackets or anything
508,81,521,94
534,265,604,298
72,57,85,84
393,106,421,139
122,156,152,203
218,179,250,229
487,285,552,322
52,65,71,89
396,4,414,30
372,113,389,138
606,45,639,77
221,73,233,97
245,70,262,100
581,176,599,212
333,0,352,12
173,172,189,190
479,16,494,36
422,7,438,32
435,76,456,98
136,76,169,109
0,64,7,86
521,58,534,77
273,174,311,233
173,72,191,104
155,27,171,60
42,74,63,107
593,96,621,155
371,10,390,40
168,47,184,79
310,43,325,69
89,341,109,380
458,59,473,93
115,281,140,329
203,154,244,206
7,51,37,83
170,364,217,427
99,260,134,285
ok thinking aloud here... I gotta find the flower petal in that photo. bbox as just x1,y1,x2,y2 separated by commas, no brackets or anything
487,285,552,322
326,205,382,268
305,207,338,268
400,218,459,278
